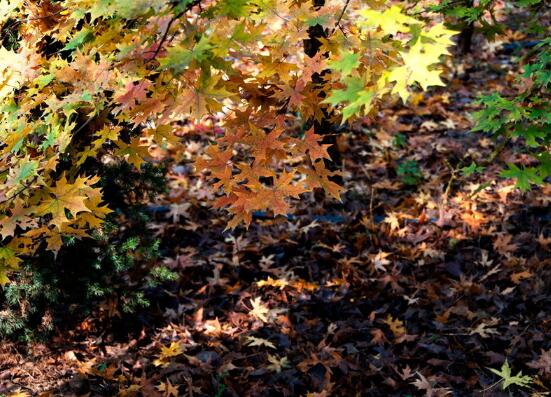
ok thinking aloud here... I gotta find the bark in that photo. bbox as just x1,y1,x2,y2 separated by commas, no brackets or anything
303,0,342,173
458,22,475,55
458,0,475,55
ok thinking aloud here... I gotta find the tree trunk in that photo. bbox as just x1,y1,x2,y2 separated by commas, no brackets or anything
458,23,475,54
303,0,342,172
458,0,475,55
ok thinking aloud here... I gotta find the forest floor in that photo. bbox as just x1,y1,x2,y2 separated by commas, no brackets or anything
1,26,551,397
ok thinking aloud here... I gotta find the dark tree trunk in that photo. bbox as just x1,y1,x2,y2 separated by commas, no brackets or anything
303,0,342,173
458,22,475,55
458,0,475,54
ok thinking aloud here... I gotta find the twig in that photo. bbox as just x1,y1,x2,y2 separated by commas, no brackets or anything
72,115,95,137
148,14,182,62
479,379,502,396
443,159,461,202
147,0,202,63
369,185,375,227
331,0,351,35
0,175,39,206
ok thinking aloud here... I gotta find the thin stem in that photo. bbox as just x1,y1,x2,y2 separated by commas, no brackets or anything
331,0,351,35
0,175,38,206
148,14,183,63
147,0,202,62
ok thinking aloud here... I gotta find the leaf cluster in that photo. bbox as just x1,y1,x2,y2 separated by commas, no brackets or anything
0,0,457,283
473,38,551,191
429,0,546,38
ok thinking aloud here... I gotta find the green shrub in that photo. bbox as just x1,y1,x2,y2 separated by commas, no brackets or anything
396,160,424,186
0,162,177,341
473,38,551,191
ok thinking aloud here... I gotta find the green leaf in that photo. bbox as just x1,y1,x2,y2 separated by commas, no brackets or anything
343,90,375,121
322,76,364,107
513,125,547,148
322,77,376,122
306,14,330,27
173,0,196,13
537,152,551,178
472,93,515,134
500,163,544,192
461,162,485,177
14,158,38,184
114,0,166,19
34,74,55,89
516,0,543,7
328,51,360,77
159,36,213,74
215,0,249,18
63,28,93,51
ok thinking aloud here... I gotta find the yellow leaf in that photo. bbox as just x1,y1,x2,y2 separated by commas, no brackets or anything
115,137,150,170
154,341,184,367
384,212,400,232
358,6,419,36
36,175,99,229
0,47,24,98
248,297,270,323
383,314,406,338
8,390,30,397
0,247,22,285
244,336,276,349
157,380,179,397
257,277,289,290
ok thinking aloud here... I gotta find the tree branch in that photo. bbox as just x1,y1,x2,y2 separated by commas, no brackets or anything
148,0,203,62
0,176,38,206
331,0,351,35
